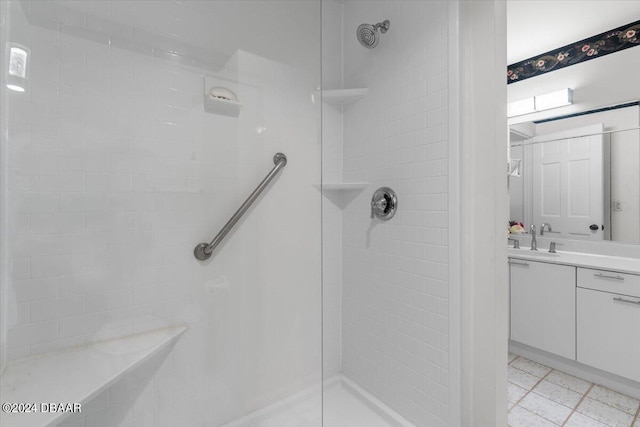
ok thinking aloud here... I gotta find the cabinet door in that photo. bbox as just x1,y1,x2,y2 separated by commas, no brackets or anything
510,259,576,359
577,288,640,382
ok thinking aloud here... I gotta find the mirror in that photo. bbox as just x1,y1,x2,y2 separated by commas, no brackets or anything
509,104,640,244
506,0,640,246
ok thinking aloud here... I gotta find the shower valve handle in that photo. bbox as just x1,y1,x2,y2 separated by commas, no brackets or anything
371,198,388,219
370,187,398,220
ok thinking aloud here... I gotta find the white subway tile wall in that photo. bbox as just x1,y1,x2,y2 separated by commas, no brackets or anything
4,1,322,426
341,2,450,426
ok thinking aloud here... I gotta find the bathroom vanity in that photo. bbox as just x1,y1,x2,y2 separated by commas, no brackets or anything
508,248,640,392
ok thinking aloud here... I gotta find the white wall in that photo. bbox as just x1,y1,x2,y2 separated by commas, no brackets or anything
2,1,322,426
458,1,508,426
340,2,450,425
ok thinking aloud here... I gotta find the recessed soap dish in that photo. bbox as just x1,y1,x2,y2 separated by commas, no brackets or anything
203,83,242,117
209,87,237,102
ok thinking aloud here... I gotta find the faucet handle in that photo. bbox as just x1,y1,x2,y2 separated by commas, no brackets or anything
370,198,386,219
529,224,537,250
548,241,563,253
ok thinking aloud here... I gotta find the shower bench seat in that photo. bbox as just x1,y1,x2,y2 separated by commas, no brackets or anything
0,326,186,427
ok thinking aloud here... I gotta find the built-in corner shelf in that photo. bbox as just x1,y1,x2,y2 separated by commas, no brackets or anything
0,327,186,427
321,88,369,106
314,182,369,192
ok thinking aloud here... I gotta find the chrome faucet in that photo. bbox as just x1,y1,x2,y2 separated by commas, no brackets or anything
530,224,537,251
540,223,552,236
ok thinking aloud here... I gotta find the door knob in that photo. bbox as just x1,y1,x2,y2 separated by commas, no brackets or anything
370,187,398,220
589,224,599,231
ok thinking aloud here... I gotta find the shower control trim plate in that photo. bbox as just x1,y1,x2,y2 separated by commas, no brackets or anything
371,187,398,220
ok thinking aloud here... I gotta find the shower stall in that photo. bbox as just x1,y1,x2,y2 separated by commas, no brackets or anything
0,1,508,427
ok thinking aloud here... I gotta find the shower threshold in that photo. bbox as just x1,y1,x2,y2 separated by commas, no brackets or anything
222,375,414,427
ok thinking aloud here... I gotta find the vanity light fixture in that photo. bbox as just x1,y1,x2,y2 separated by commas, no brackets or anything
5,43,30,92
507,97,535,117
507,88,573,118
535,88,573,111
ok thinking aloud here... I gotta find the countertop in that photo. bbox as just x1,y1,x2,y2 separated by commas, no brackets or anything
508,248,640,276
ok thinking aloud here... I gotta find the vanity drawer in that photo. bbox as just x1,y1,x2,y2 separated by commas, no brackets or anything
577,268,640,298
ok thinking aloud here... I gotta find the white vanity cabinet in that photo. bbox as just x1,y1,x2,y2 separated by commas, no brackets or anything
577,268,640,382
510,259,576,360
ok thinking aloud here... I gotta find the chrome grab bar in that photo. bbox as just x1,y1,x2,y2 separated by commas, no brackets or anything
194,153,287,261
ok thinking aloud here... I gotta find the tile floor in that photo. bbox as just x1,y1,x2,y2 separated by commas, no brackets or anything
508,353,640,427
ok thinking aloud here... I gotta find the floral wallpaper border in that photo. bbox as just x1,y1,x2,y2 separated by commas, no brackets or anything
508,20,640,84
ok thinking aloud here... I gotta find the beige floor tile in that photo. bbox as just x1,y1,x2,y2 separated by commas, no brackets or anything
508,405,559,427
545,370,592,395
508,382,529,404
509,366,541,390
587,385,640,416
505,355,640,427
576,397,636,427
564,412,609,427
532,380,583,409
510,357,552,378
519,392,572,425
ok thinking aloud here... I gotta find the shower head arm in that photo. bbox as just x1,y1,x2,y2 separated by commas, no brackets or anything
374,20,390,33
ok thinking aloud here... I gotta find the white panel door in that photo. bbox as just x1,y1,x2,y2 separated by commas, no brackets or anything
532,124,604,240
510,259,576,360
533,140,562,232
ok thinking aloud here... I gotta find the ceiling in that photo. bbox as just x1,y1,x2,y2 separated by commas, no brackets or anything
507,0,640,64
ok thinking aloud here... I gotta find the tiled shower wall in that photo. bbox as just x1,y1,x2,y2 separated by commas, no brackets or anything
3,1,322,426
341,1,450,426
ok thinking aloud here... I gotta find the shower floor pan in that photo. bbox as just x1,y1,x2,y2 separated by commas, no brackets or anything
222,375,414,427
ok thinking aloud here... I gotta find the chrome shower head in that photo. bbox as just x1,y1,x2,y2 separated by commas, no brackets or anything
356,20,390,49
